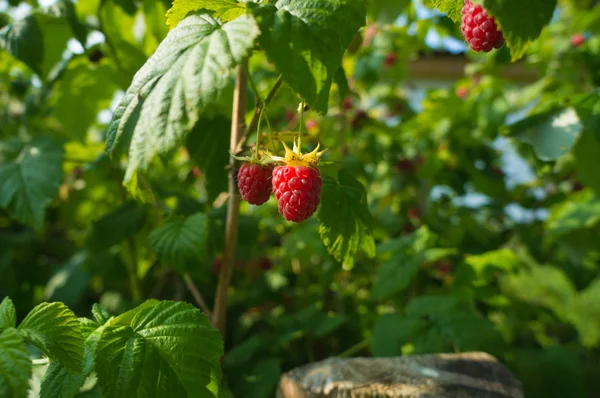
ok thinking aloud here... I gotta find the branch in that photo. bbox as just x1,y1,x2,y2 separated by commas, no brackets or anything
234,75,283,154
183,272,212,319
212,61,248,336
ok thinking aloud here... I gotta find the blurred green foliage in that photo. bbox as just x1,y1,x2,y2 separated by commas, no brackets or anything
0,0,599,397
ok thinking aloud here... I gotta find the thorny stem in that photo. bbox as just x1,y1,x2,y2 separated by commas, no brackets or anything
212,61,248,336
235,75,283,154
183,273,212,319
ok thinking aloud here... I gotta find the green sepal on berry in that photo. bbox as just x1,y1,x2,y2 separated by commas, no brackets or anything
229,148,276,166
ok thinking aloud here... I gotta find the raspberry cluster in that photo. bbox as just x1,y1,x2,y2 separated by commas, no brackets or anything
461,0,505,52
235,140,325,223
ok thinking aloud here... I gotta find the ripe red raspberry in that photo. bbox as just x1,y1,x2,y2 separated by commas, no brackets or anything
383,52,398,68
272,165,322,222
461,0,504,52
571,33,585,48
237,163,273,205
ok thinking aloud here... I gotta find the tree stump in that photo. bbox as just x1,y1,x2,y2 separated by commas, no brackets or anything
277,352,523,398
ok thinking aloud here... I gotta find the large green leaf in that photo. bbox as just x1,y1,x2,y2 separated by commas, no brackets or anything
40,323,103,398
105,14,259,192
149,212,209,271
318,169,376,269
482,0,557,61
51,58,120,140
0,297,16,331
166,0,247,28
511,107,582,161
251,0,366,112
0,137,64,230
95,300,223,397
186,116,231,202
0,328,32,398
87,201,148,251
0,11,72,78
18,302,85,373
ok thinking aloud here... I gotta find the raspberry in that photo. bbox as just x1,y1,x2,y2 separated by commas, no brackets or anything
237,163,273,205
461,0,505,52
272,165,322,222
571,33,585,48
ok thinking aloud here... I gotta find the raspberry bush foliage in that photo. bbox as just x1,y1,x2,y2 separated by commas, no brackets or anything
0,0,599,397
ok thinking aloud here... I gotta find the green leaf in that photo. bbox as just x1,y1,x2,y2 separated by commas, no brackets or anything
92,304,112,325
87,201,147,251
0,11,72,78
96,300,223,397
431,0,463,23
318,169,376,268
40,325,103,398
573,278,600,347
482,0,557,61
575,90,600,141
574,131,600,196
464,248,519,285
373,248,456,298
186,116,231,202
0,137,64,230
501,265,577,322
105,14,259,191
18,302,85,373
251,0,366,112
0,297,16,331
44,252,91,307
51,58,120,140
0,328,32,398
512,107,582,161
370,315,427,357
166,0,247,28
149,212,209,271
546,189,600,238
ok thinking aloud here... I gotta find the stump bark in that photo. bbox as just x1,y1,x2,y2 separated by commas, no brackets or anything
277,352,523,398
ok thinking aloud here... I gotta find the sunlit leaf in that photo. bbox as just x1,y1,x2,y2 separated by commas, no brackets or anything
18,302,85,373
106,14,259,193
166,0,247,29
